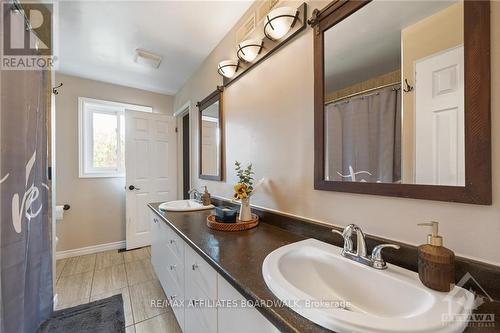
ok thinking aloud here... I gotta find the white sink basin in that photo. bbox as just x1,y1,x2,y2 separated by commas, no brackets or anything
159,200,214,212
263,239,474,333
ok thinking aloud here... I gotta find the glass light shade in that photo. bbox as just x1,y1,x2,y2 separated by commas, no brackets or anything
217,60,239,79
237,39,263,63
264,7,298,41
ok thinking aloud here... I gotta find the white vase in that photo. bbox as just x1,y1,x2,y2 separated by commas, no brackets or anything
239,197,252,222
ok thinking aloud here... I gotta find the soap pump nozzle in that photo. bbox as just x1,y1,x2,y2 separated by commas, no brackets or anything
418,221,443,246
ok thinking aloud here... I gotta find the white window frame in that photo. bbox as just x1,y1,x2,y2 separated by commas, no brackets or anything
78,97,152,178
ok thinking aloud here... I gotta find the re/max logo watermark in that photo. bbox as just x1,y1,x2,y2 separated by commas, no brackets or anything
2,2,58,70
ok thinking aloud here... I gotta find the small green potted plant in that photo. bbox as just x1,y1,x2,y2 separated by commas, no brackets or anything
233,161,254,221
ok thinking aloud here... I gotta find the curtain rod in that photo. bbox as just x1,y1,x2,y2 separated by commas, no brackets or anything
325,82,401,106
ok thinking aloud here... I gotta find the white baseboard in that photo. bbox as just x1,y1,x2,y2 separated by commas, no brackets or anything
56,240,126,260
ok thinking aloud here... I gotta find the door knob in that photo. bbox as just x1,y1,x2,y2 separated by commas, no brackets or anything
128,185,140,191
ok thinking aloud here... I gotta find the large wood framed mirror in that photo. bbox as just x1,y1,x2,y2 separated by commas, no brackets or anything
310,0,491,204
198,87,224,181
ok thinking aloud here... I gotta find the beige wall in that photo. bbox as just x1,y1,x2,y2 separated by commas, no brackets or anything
401,3,464,183
55,73,173,251
174,0,500,266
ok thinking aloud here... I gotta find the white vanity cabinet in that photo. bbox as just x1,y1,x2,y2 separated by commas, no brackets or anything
150,211,279,333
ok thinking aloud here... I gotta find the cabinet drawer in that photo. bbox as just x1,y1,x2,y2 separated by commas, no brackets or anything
150,212,162,271
186,246,217,299
165,225,185,261
168,280,185,332
151,212,169,291
160,257,176,300
185,270,217,333
160,257,185,332
166,245,184,292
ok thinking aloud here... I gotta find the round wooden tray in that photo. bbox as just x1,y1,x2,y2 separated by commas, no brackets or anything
207,214,259,232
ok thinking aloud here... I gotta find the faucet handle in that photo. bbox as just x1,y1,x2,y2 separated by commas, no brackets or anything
371,244,400,270
332,228,353,253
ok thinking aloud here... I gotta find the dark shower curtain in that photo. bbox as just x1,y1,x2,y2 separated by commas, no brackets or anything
0,3,54,332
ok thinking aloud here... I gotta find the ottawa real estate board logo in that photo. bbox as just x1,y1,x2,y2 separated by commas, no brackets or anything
2,2,57,70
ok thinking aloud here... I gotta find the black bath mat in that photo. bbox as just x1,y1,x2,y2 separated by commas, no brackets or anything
39,294,125,333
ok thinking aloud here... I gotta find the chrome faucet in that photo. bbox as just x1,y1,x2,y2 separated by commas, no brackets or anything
332,224,400,270
188,188,202,203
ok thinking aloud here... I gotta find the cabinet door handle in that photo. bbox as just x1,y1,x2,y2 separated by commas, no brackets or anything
192,263,199,271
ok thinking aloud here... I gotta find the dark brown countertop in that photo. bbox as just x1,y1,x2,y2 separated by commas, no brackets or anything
148,203,500,333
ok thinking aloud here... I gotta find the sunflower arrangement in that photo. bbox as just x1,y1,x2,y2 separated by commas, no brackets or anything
233,161,254,200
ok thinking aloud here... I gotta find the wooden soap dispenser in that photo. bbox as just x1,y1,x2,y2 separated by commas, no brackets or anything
417,221,455,292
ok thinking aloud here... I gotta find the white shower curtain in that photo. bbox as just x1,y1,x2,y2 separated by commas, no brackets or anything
325,85,401,183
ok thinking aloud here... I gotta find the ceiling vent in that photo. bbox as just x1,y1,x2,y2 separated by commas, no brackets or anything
236,14,256,43
134,49,162,69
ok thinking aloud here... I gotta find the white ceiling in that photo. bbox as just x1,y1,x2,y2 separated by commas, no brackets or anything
57,1,252,94
324,0,458,93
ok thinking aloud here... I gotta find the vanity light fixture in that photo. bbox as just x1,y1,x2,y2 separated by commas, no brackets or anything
218,3,307,87
236,39,264,63
264,7,299,41
217,60,240,79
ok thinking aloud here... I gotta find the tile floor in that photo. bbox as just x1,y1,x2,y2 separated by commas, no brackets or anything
55,247,182,333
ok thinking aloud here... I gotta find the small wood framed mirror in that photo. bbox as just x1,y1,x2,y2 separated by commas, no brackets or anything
310,0,491,204
198,87,224,181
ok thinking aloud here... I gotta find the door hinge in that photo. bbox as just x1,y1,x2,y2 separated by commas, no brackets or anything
175,127,178,133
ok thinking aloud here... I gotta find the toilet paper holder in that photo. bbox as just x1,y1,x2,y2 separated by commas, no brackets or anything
55,204,70,221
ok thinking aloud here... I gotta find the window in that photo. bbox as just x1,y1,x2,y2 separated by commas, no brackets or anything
78,97,152,178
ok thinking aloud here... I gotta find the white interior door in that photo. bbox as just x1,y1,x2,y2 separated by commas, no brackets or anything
415,45,464,186
201,119,218,175
125,111,177,250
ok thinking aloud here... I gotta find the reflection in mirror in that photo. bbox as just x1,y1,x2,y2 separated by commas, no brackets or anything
324,1,464,186
198,88,223,181
201,101,221,177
